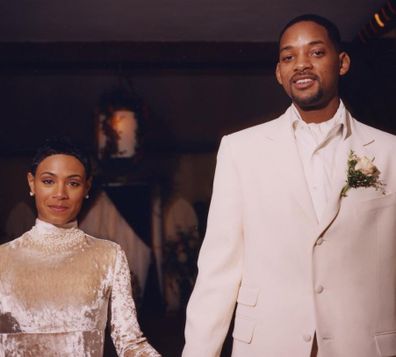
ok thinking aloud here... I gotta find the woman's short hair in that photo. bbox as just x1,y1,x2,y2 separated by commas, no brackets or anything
30,137,92,178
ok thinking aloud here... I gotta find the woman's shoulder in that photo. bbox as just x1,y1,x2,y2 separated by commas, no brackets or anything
84,234,123,255
82,234,127,270
0,234,31,266
0,233,29,250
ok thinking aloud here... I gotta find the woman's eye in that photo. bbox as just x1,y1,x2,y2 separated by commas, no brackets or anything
69,181,81,187
42,179,54,185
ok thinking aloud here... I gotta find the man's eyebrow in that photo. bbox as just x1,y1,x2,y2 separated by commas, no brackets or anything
279,40,325,53
308,40,325,46
279,45,293,53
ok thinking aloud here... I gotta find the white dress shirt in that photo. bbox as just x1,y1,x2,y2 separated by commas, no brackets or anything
291,101,348,221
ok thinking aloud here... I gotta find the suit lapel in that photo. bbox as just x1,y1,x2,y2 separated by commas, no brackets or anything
265,109,376,235
316,134,352,235
272,110,318,225
316,115,375,237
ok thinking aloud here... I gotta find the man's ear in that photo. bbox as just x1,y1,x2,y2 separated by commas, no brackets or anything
275,63,283,85
27,172,35,194
339,52,351,76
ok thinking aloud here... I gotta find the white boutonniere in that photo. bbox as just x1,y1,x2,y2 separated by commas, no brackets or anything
340,150,385,197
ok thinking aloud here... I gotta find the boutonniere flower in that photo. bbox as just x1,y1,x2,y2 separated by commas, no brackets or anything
340,150,386,197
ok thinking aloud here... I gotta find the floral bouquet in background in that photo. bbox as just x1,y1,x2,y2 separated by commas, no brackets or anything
163,227,202,309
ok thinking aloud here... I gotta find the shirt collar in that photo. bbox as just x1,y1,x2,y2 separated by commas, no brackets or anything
289,100,349,140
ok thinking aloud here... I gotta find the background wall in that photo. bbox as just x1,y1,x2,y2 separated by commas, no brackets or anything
2,42,396,242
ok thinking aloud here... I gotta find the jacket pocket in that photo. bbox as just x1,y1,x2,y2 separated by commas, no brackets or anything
236,285,259,307
359,192,396,212
232,316,255,343
375,331,396,356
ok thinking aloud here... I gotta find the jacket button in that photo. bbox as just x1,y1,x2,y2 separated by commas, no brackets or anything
315,285,324,294
316,238,324,245
303,334,312,342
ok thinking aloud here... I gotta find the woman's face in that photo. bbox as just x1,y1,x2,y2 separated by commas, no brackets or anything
27,154,91,226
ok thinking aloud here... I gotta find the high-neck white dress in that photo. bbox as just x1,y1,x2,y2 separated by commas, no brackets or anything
0,219,160,357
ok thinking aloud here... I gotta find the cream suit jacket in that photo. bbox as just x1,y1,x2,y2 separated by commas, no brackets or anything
183,106,396,357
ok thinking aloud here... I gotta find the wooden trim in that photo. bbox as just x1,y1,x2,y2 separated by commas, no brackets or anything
0,41,279,74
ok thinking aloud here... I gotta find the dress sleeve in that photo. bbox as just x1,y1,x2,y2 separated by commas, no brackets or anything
110,246,161,357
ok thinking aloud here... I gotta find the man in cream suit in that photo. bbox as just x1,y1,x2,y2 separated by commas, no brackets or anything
183,14,396,357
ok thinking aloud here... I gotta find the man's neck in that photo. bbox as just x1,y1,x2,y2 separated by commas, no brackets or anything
295,97,341,124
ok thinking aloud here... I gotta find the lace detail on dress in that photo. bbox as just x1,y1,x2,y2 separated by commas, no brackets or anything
23,219,86,252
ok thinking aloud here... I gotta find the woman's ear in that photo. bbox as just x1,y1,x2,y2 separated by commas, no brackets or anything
27,172,35,195
85,177,92,197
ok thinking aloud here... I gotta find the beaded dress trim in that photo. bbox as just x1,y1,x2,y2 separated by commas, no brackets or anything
24,219,86,252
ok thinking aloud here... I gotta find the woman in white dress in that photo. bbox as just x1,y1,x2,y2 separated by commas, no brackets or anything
0,138,161,357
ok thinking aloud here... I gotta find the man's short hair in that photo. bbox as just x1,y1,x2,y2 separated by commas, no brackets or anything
279,14,342,52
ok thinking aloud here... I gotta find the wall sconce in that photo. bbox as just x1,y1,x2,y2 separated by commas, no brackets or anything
97,109,138,159
357,0,396,42
96,87,143,160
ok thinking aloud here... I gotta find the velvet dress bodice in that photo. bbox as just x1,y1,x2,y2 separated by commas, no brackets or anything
0,219,160,357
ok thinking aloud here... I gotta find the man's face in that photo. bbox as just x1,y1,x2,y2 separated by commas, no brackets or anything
276,21,350,110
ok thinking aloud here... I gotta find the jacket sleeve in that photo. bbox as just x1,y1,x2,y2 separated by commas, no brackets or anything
183,136,244,357
109,246,161,357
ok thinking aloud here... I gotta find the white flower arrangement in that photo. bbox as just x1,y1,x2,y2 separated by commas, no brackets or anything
341,150,385,197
